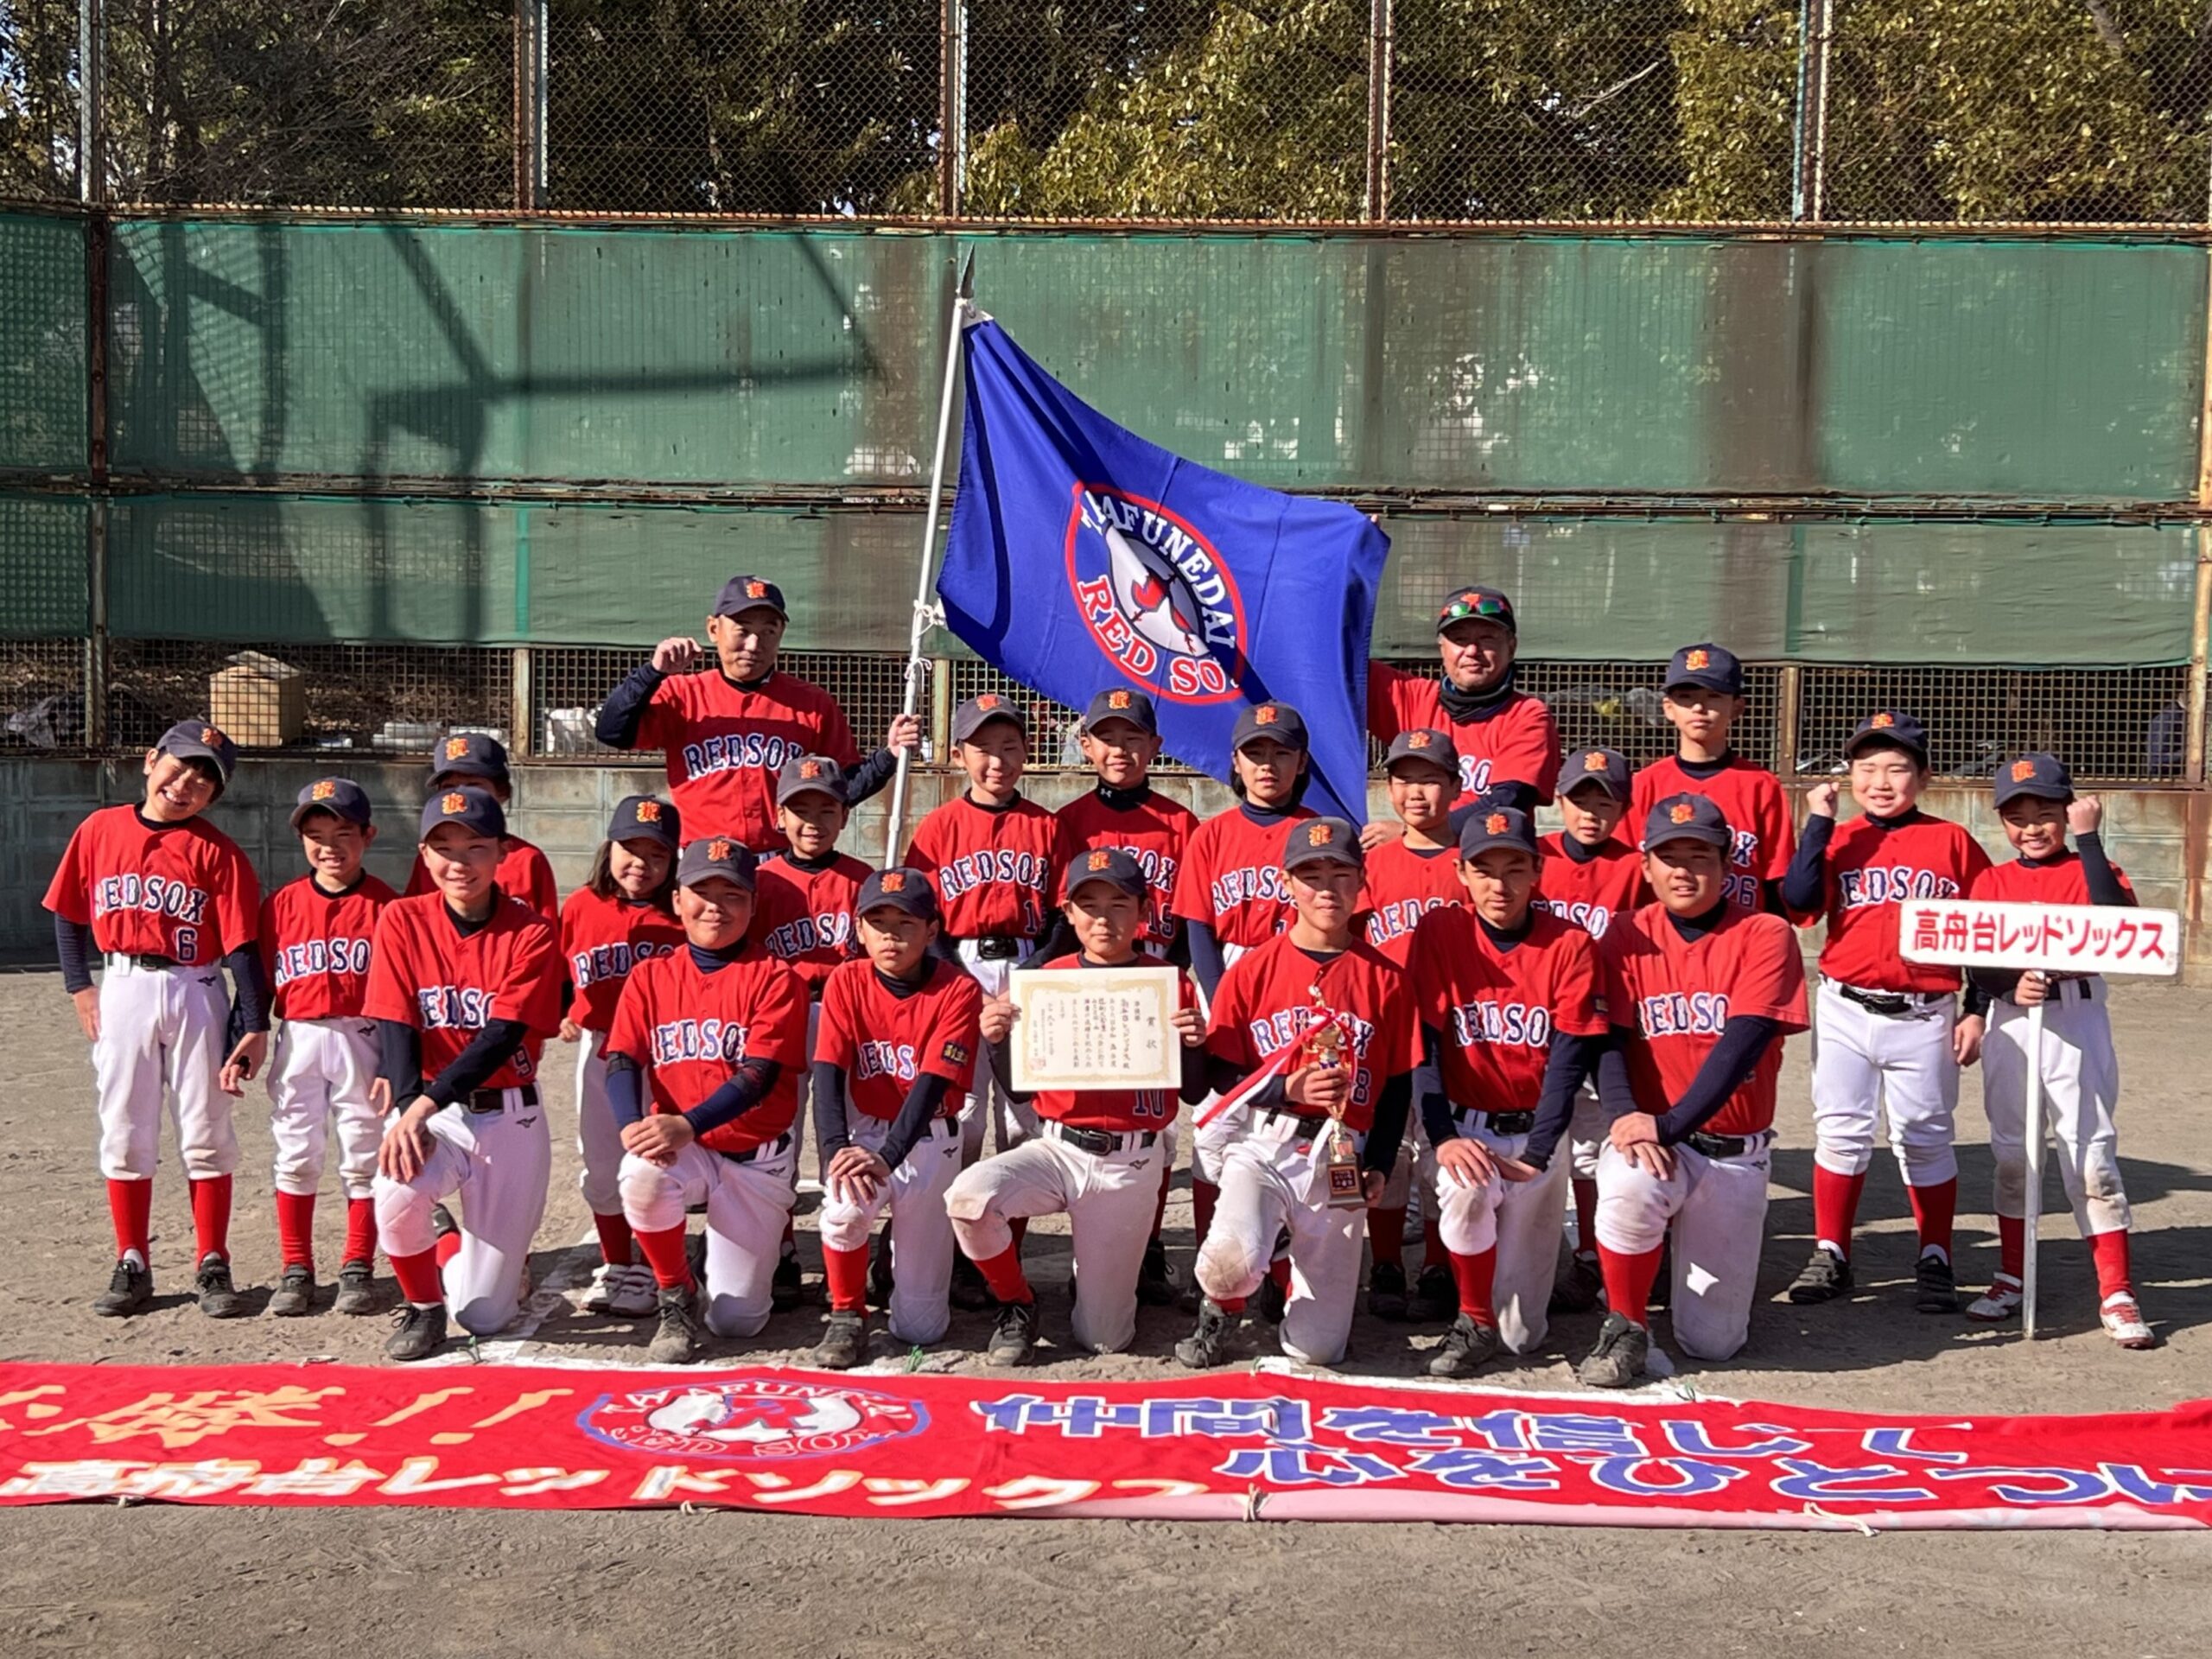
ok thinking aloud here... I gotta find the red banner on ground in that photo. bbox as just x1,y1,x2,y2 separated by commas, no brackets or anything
4,1361,2211,1528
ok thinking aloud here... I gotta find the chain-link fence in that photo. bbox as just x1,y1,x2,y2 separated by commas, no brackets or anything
8,1,2212,223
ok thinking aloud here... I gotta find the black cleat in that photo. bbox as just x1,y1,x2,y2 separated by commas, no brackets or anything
867,1236,896,1309
1577,1311,1650,1389
949,1252,993,1312
1136,1237,1179,1307
772,1244,804,1313
1427,1311,1502,1378
1408,1262,1458,1322
649,1284,706,1364
268,1262,316,1318
1788,1245,1853,1305
334,1259,379,1316
1173,1298,1238,1369
195,1253,246,1319
1915,1249,1959,1314
94,1257,153,1318
985,1298,1039,1368
810,1309,868,1370
385,1301,448,1362
1367,1259,1410,1321
1548,1251,1604,1314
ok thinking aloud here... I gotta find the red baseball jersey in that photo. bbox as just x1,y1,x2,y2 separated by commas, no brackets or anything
1367,664,1562,804
557,887,684,1033
44,805,261,967
1812,812,1993,994
260,872,400,1021
1170,804,1316,950
605,944,808,1154
1029,955,1198,1133
1601,903,1809,1137
813,957,983,1124
362,893,562,1091
1207,934,1421,1135
636,669,861,851
1053,788,1199,955
754,851,870,994
1410,906,1606,1112
1361,840,1462,966
1631,755,1793,914
1534,833,1648,940
904,795,1059,942
405,835,560,921
1971,850,2135,907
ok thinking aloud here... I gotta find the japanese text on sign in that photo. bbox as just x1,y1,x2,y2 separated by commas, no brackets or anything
1897,899,2181,976
1007,966,1180,1091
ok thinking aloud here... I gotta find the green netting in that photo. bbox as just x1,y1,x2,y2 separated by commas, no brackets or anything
0,213,86,474
0,493,89,636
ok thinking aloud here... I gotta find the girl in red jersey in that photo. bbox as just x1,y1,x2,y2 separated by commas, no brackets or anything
1580,794,1808,1389
1966,755,2152,1347
950,849,1206,1364
1629,645,1794,916
556,794,683,1322
1366,585,1561,812
604,837,810,1363
402,733,560,919
253,779,397,1316
1781,711,1991,1315
808,868,982,1368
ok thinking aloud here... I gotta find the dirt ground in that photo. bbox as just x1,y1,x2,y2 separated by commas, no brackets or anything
3,968,2209,1657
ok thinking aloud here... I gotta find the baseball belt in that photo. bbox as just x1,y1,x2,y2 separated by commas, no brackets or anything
106,952,181,970
1043,1118,1160,1157
1686,1129,1754,1159
716,1131,793,1166
966,934,1024,961
462,1084,539,1115
1454,1106,1535,1135
1257,1105,1332,1137
1835,982,1950,1019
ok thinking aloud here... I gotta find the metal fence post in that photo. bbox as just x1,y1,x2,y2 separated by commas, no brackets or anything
1364,0,1393,221
1791,0,1833,221
1775,663,1803,781
77,0,104,204
938,0,967,216
514,0,548,210
80,0,109,750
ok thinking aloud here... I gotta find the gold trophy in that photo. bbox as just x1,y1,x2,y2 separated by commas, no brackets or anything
1306,999,1364,1211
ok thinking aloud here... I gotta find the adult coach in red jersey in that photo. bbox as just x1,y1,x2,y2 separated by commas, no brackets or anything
1368,584,1561,817
594,574,920,851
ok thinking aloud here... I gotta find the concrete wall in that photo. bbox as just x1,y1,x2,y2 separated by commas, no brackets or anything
6,759,2206,978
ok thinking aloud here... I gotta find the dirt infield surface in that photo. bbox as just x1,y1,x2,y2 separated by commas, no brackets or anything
3,968,2209,1656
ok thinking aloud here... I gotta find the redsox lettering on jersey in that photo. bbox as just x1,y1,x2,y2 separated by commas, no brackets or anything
1811,814,1992,995
262,874,399,1020
1533,833,1645,939
1172,806,1315,950
1361,841,1461,965
363,893,561,1090
904,796,1060,942
48,806,261,968
1630,756,1791,915
607,946,808,1152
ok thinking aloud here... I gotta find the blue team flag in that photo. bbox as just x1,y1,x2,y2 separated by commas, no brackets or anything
938,318,1389,823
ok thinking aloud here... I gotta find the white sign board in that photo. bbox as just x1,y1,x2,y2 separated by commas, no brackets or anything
1897,899,2181,977
1007,965,1182,1092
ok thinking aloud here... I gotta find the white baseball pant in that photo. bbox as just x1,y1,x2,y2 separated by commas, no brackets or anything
1810,981,1961,1187
620,1136,796,1338
573,1027,626,1222
1195,1114,1366,1366
1982,982,2131,1237
1432,1110,1572,1354
1595,1132,1772,1362
94,955,238,1182
1568,1084,1619,1185
373,1089,551,1336
955,945,1037,1163
1191,940,1252,1187
268,1015,380,1199
947,1120,1175,1355
790,1001,818,1186
817,1114,963,1344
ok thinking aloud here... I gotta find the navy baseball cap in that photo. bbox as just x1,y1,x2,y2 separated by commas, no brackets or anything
1845,709,1929,765
1083,686,1159,737
1995,752,2074,806
1664,643,1745,697
1384,728,1459,776
1437,585,1516,635
855,865,938,920
1459,804,1541,860
1282,817,1362,873
677,835,758,892
776,753,849,807
156,719,238,785
1641,793,1732,851
420,785,505,842
429,730,511,786
1560,747,1632,803
1063,845,1149,902
952,692,1028,745
713,574,788,619
290,777,372,830
1232,701,1309,752
607,793,679,851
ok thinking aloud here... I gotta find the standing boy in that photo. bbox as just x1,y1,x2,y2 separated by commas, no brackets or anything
1630,645,1791,917
404,733,559,920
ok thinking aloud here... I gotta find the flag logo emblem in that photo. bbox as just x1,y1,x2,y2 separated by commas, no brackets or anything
1067,485,1246,705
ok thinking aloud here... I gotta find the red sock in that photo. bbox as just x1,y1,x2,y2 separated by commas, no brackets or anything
1192,1178,1218,1249
344,1197,378,1265
1150,1161,1171,1243
1811,1165,1868,1257
1213,1294,1248,1313
1421,1222,1449,1272
1906,1177,1957,1262
592,1211,634,1269
434,1230,463,1269
1447,1247,1497,1324
106,1178,152,1261
188,1175,232,1263
389,1248,442,1306
1573,1178,1600,1256
1598,1243,1665,1327
274,1190,316,1269
972,1243,1033,1306
1996,1213,2025,1282
1008,1217,1028,1253
823,1244,870,1313
2089,1229,2133,1300
1269,1257,1291,1292
632,1224,694,1291
1366,1205,1407,1272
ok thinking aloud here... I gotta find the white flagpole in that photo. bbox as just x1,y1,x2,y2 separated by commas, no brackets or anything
2020,1000,2047,1338
882,249,976,869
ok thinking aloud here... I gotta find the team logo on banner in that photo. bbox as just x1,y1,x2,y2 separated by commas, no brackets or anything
582,1380,927,1463
1065,484,1247,705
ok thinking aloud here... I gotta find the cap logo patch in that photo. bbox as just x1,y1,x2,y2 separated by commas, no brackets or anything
441,791,467,815
1087,849,1112,872
1485,812,1509,835
1255,705,1279,726
310,779,337,801
707,838,732,861
1108,690,1131,710
745,580,767,599
880,871,907,893
1684,648,1710,671
1669,801,1694,824
1309,823,1333,846
635,799,662,823
1408,732,1432,749
201,726,221,746
977,694,1001,711
1583,751,1607,771
1872,712,1897,729
444,736,469,760
799,760,823,780
2011,760,2037,781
